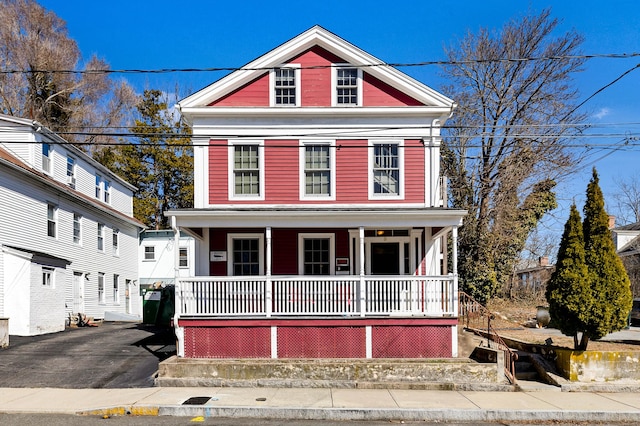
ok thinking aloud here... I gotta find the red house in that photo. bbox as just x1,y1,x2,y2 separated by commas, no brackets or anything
167,26,466,359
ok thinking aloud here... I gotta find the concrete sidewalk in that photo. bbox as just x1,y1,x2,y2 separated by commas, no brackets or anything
1,386,640,422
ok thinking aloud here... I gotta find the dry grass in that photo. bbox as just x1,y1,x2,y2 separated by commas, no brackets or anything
482,297,639,351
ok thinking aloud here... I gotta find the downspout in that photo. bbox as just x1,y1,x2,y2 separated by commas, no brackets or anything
171,215,185,357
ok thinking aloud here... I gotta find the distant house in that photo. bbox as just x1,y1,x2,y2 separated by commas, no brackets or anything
139,229,195,292
0,114,145,335
612,220,640,298
511,257,555,298
167,26,466,359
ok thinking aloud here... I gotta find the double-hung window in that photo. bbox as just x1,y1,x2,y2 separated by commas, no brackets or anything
42,143,52,173
113,274,120,303
47,203,57,238
179,247,188,268
370,141,403,198
66,156,76,188
112,229,119,255
103,180,111,204
301,142,335,199
271,66,299,106
95,175,102,199
144,246,155,260
98,272,105,304
97,223,104,251
333,66,361,106
230,142,263,199
73,213,82,245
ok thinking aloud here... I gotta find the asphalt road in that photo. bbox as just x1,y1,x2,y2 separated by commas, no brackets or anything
0,322,175,388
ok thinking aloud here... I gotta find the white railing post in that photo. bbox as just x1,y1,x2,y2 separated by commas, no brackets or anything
266,227,272,318
359,226,366,317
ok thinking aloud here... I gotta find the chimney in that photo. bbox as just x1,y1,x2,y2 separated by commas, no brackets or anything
539,256,549,267
608,215,616,230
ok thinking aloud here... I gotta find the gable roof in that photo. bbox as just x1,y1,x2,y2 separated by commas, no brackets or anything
178,26,455,110
0,145,145,229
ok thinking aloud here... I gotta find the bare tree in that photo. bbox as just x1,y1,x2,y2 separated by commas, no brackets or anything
610,174,640,225
0,0,137,150
441,9,587,302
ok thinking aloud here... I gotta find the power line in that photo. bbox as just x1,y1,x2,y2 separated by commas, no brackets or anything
1,52,639,75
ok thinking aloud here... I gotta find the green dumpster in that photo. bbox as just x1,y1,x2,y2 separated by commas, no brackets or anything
142,289,162,324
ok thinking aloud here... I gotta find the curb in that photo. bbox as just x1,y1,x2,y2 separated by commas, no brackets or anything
79,405,640,423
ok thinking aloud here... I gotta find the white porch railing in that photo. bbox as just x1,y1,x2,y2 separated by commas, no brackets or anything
175,275,457,318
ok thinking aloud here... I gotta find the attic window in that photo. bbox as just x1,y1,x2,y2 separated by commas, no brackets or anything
271,64,300,106
333,66,362,106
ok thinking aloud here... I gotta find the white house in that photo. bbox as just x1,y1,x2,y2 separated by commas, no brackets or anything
139,229,195,291
0,114,145,335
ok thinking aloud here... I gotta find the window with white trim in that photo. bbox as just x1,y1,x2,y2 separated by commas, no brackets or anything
47,203,57,238
370,141,403,197
95,174,102,199
298,233,335,275
273,67,298,105
42,267,54,287
227,233,264,276
144,246,155,260
42,143,51,173
103,180,111,204
113,274,119,303
112,228,119,255
66,156,76,188
179,247,188,268
97,223,104,251
73,213,82,245
98,272,105,304
230,143,264,199
302,143,333,198
336,67,359,105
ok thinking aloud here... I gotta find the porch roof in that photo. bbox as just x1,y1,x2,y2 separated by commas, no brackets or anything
166,206,466,229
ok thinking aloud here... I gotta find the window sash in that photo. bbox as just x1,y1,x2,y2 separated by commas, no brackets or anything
42,267,53,287
303,238,330,275
73,214,81,244
98,273,105,304
66,156,75,177
373,144,400,194
47,204,56,237
336,68,358,105
234,145,260,195
103,181,111,203
112,229,119,253
95,175,102,199
144,246,155,260
304,145,330,195
179,247,188,267
42,143,51,173
274,68,296,105
97,224,104,251
113,274,119,302
232,238,260,276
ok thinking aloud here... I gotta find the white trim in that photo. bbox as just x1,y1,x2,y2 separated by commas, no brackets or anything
297,232,336,275
365,325,372,358
178,26,455,109
271,326,278,358
269,64,301,107
228,140,265,201
331,64,363,107
368,139,404,200
226,233,265,275
299,140,336,201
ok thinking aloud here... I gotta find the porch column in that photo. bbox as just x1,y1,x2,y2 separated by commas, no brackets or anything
171,216,184,357
452,225,459,317
359,226,366,317
266,227,272,318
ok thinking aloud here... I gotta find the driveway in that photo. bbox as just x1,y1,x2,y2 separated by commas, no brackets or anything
0,322,175,388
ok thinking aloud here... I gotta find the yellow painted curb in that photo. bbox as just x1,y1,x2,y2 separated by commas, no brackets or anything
79,406,159,416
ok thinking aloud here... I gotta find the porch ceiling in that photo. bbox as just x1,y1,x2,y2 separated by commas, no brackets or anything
167,207,466,229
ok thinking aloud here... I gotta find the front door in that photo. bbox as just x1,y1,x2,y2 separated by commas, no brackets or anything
73,272,85,313
370,243,400,275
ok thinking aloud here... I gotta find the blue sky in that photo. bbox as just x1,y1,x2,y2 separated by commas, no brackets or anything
37,0,640,233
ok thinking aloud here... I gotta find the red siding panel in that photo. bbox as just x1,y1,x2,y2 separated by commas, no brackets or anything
209,73,270,106
265,140,299,203
363,74,425,106
404,139,425,203
208,140,229,204
290,46,343,107
336,140,369,202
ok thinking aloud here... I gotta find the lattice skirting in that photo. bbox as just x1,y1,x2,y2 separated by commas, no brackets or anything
180,318,455,359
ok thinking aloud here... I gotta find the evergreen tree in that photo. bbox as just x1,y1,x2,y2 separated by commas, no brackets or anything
582,168,633,346
545,204,591,350
96,90,193,228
